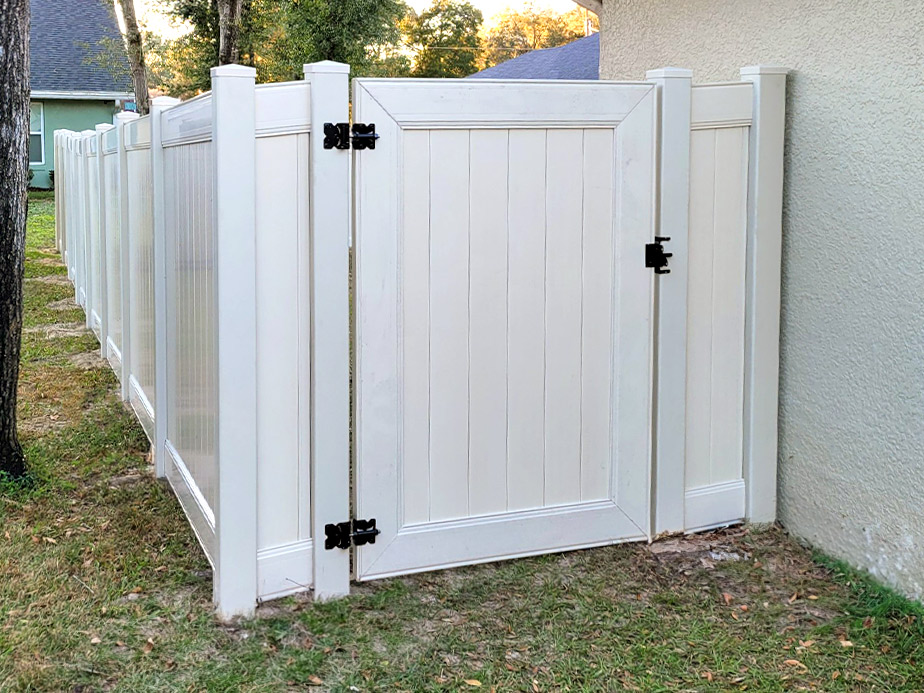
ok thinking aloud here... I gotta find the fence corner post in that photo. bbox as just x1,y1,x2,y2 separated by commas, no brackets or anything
116,111,139,402
151,95,181,479
211,64,259,620
646,67,693,536
303,60,352,601
740,65,789,524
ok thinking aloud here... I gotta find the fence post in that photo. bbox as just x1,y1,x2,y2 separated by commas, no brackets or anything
303,60,352,601
54,132,62,255
116,112,139,401
80,130,95,319
740,66,789,523
647,68,693,536
151,96,181,478
211,64,259,619
96,124,113,359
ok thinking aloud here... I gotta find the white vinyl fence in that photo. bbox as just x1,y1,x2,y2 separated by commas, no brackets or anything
55,62,788,618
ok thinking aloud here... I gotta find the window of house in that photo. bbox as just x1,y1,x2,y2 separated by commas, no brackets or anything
29,102,44,165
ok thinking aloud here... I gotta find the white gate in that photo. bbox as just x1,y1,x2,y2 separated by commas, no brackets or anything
353,79,658,579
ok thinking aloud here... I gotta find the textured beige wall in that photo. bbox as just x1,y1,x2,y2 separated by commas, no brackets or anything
599,0,924,598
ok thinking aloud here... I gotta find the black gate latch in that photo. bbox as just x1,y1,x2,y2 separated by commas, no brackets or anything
645,236,672,274
324,518,381,550
323,122,379,150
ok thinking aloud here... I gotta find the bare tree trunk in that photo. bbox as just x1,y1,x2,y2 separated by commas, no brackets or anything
217,0,244,65
0,0,29,478
117,0,150,115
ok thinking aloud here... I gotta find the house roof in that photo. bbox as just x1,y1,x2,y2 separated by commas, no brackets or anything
469,33,599,81
30,0,132,97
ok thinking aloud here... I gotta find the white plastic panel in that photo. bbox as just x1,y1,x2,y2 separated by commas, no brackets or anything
164,141,218,514
685,125,749,492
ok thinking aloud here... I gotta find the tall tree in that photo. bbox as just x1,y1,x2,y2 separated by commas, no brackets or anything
217,0,244,64
481,5,596,69
407,0,482,78
270,0,411,79
0,0,29,479
117,0,151,114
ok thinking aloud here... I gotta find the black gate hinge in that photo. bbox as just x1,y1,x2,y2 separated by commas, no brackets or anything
323,122,379,150
645,236,672,275
324,518,381,550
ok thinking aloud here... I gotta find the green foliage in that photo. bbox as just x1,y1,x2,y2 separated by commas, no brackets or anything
406,0,482,77
157,0,410,95
266,0,412,80
159,0,286,96
481,5,596,69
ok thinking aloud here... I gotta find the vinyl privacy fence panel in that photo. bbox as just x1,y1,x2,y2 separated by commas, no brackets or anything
55,62,787,618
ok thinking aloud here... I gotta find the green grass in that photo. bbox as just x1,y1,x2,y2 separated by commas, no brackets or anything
2,192,923,691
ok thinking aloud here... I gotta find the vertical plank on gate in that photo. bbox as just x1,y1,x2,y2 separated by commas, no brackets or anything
151,96,181,478
507,129,546,512
544,129,584,507
402,130,431,526
211,64,258,618
428,129,470,522
646,67,692,535
580,128,615,502
303,61,351,600
740,66,789,523
96,124,112,360
116,112,139,402
468,129,509,518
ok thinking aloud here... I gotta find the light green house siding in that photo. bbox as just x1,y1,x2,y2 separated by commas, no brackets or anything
29,98,117,189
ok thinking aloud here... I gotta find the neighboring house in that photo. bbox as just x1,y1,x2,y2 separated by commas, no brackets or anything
30,0,133,189
575,0,924,600
469,33,599,80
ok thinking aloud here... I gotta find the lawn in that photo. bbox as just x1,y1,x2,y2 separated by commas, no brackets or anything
1,192,923,692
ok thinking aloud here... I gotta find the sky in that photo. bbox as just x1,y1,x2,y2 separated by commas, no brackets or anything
135,0,585,38
409,0,579,16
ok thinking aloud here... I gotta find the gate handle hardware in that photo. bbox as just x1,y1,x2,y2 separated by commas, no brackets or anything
324,518,380,550
645,236,672,275
323,122,379,150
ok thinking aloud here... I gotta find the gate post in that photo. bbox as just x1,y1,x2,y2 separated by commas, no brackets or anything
303,60,352,600
115,112,139,402
211,64,259,618
151,95,180,479
740,66,789,523
647,67,693,535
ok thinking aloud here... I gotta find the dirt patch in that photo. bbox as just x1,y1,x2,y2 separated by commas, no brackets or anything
18,413,68,436
24,322,88,339
35,257,65,267
26,274,72,287
648,530,751,572
47,297,80,312
68,351,108,371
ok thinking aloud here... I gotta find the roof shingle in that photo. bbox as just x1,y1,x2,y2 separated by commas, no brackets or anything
469,33,599,81
30,0,132,94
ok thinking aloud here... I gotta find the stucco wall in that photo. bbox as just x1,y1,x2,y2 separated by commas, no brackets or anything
30,99,116,189
599,0,924,598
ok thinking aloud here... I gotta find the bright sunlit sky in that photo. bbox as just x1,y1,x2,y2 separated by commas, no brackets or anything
134,0,584,38
409,0,579,18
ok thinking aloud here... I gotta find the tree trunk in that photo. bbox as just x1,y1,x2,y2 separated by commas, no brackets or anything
117,0,150,115
0,0,29,478
217,0,244,65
